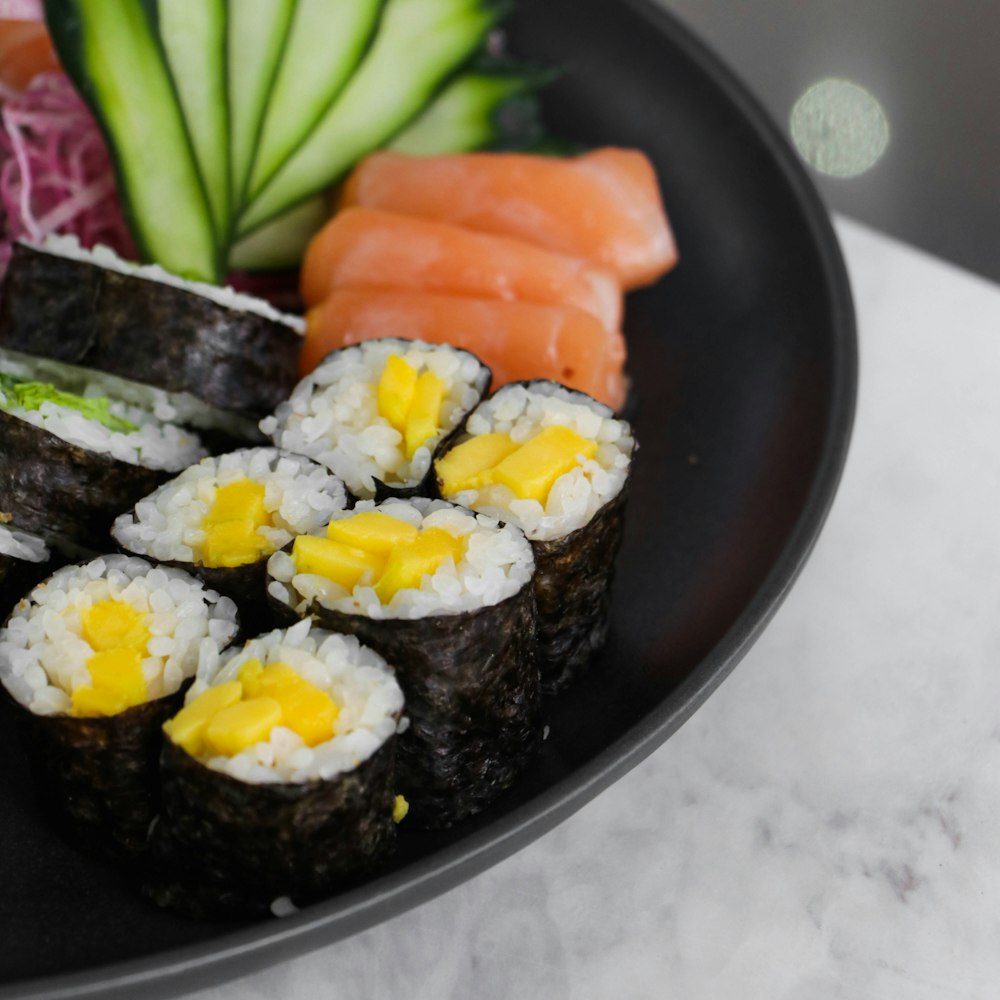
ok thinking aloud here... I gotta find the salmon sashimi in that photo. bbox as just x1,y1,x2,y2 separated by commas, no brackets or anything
300,206,623,331
0,20,59,92
304,289,627,410
340,148,678,290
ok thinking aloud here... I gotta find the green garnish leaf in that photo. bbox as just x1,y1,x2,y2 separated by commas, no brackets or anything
0,372,138,434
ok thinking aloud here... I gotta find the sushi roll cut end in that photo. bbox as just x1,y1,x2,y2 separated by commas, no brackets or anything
0,556,239,718
161,621,404,785
112,450,349,622
263,339,490,500
269,498,534,621
149,624,405,914
436,381,633,543
0,555,239,856
434,381,635,690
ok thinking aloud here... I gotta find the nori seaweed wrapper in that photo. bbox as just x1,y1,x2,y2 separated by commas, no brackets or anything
0,552,51,624
531,478,630,692
0,410,167,550
5,687,186,861
145,735,399,918
0,242,302,417
297,583,541,829
432,379,634,693
168,561,273,637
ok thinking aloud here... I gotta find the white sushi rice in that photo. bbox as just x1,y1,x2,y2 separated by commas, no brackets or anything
0,355,206,472
35,235,304,333
0,555,239,716
261,339,490,499
0,525,48,563
184,620,405,784
267,497,534,621
444,382,635,542
111,449,348,566
0,347,260,440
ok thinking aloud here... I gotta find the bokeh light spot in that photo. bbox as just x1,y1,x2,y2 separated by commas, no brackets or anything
790,78,889,177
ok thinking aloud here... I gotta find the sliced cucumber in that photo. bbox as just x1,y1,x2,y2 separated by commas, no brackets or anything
227,194,329,272
149,0,229,244
43,0,218,280
228,62,547,272
246,0,386,202
390,62,551,155
227,0,296,224
237,0,505,237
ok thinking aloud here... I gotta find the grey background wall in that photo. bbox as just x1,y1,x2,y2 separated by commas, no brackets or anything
655,0,1000,283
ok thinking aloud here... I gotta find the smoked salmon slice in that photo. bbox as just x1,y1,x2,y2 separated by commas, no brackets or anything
340,148,678,290
0,20,59,92
300,206,623,331
304,289,627,410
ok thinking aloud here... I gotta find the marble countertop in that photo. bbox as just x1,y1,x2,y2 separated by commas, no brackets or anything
183,217,1000,1000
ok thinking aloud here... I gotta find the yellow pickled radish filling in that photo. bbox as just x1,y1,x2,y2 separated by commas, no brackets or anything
327,510,419,552
436,425,599,503
404,370,445,459
162,661,340,759
291,511,464,603
71,599,151,717
373,527,463,604
201,478,273,569
376,355,445,458
377,355,417,431
292,534,386,591
393,794,409,823
240,661,339,747
81,597,150,652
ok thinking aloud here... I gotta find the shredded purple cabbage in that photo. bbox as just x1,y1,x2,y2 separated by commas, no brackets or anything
0,71,135,280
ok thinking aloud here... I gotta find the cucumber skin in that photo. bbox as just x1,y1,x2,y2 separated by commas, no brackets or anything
43,0,220,281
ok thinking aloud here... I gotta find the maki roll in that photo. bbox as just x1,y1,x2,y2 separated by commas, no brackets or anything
0,354,206,550
0,555,238,858
267,497,540,828
261,338,491,500
0,236,304,420
434,381,635,691
148,621,405,917
111,449,348,622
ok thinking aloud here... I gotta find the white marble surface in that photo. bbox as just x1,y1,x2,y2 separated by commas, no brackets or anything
188,216,1000,1000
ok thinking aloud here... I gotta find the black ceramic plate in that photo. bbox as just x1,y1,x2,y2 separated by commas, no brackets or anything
0,1,856,996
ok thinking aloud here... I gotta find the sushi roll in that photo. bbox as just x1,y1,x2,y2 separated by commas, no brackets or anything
0,555,239,858
111,449,348,622
434,380,635,691
267,497,540,828
147,621,405,917
261,338,491,501
0,236,305,421
0,354,206,550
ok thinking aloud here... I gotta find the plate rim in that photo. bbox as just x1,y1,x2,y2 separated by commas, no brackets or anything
8,2,858,996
